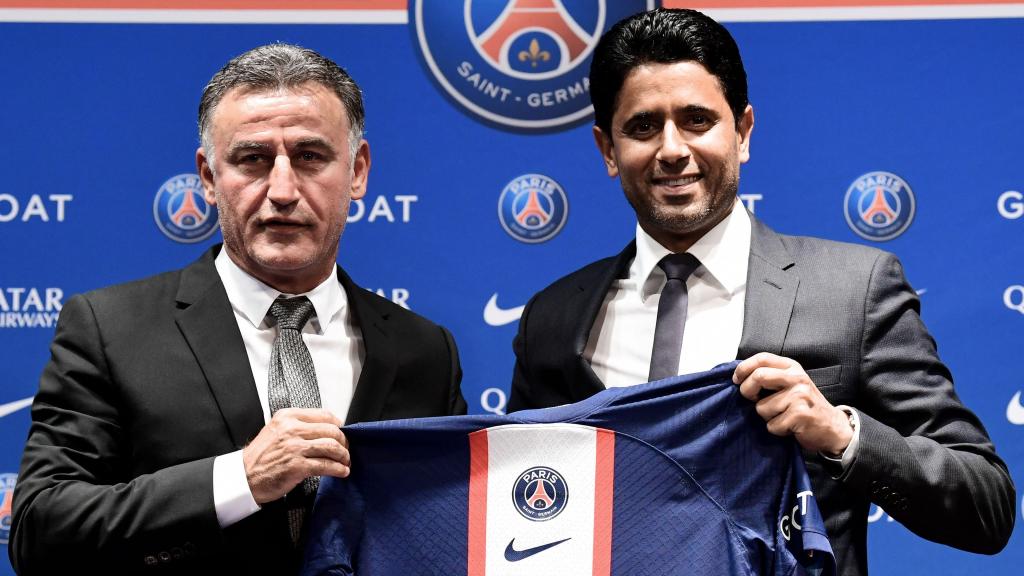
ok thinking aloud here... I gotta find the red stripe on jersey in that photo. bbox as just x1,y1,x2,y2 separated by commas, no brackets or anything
592,428,615,576
468,430,489,576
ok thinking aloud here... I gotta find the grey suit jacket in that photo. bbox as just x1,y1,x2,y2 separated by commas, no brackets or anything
10,245,466,575
509,214,1015,575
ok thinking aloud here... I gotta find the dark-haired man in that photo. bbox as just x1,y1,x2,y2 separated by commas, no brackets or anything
508,8,1014,575
10,44,465,575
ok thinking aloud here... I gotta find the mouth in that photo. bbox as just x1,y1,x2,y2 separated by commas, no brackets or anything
260,218,310,232
652,174,703,191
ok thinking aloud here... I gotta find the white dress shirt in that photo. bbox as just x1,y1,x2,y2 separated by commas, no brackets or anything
211,249,364,528
585,199,751,387
584,199,859,470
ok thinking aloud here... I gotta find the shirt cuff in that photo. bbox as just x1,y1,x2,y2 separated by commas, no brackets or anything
819,405,860,476
213,450,261,528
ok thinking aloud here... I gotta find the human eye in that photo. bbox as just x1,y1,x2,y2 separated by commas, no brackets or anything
622,115,658,139
298,150,325,162
683,110,717,131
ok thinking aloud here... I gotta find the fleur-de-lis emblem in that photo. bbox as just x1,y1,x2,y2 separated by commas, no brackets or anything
518,38,551,68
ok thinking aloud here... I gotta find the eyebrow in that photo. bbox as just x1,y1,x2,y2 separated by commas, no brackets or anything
226,138,338,156
226,141,272,156
623,104,718,124
293,137,338,154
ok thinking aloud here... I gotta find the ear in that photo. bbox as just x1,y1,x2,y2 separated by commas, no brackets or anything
592,125,618,178
349,139,370,201
737,104,754,164
196,147,217,205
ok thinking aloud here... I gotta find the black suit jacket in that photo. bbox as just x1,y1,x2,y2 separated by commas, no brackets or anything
509,215,1015,575
10,246,466,575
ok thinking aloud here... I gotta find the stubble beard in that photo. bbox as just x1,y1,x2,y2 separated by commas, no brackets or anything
628,171,740,244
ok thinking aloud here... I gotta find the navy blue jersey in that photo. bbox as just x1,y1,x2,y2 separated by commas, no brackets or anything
302,362,834,576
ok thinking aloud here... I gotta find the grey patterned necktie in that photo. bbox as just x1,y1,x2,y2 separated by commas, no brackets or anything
648,253,702,382
267,295,321,546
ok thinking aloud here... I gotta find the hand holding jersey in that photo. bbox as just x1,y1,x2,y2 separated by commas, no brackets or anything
734,353,854,457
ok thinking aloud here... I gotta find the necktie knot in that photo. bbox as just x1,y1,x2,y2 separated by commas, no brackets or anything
658,253,701,282
270,296,315,332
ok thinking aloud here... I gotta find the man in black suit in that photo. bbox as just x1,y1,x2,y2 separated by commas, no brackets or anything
508,9,1014,575
10,44,465,575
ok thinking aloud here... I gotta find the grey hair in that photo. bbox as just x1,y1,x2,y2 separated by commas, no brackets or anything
198,43,365,164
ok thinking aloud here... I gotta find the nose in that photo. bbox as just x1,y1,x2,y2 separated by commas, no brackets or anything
656,122,690,166
266,155,300,205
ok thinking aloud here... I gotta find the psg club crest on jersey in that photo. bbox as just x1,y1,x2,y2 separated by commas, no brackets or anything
843,171,915,242
1,473,16,544
513,466,568,521
411,0,658,131
498,173,568,243
153,173,219,244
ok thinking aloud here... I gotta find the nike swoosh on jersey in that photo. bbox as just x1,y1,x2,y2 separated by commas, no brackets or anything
484,293,525,327
1007,391,1024,425
0,396,34,418
504,537,571,562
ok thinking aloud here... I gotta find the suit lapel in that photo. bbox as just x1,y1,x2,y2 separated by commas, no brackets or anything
738,216,799,359
174,247,264,448
338,267,397,424
570,242,636,395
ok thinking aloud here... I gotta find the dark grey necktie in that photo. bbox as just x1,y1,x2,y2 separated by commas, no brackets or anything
648,253,702,382
267,296,321,545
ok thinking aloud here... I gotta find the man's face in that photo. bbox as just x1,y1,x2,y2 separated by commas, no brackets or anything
197,82,369,293
594,61,753,252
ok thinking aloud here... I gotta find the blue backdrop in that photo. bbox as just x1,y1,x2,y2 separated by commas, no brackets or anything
1,3,1021,574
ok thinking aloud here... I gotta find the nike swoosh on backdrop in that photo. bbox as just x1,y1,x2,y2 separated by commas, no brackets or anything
504,537,572,562
484,293,525,327
1007,391,1024,425
0,396,34,418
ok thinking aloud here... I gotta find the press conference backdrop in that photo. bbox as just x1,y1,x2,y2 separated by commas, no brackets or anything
0,1,1021,574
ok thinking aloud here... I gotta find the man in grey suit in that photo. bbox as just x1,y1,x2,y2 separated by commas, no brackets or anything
10,44,465,575
508,9,1014,575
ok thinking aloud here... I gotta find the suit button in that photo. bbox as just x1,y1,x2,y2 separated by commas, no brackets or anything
171,547,184,560
159,551,171,563
183,541,196,556
144,555,158,566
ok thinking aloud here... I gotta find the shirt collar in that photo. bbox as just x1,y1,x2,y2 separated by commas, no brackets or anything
214,247,347,334
632,198,752,302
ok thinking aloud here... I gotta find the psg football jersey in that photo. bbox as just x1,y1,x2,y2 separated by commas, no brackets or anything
301,362,835,575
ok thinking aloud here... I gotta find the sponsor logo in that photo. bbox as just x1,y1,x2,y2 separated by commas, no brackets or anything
504,537,572,562
0,397,33,419
412,0,655,131
153,173,219,243
372,288,411,309
779,490,813,541
0,287,63,329
1004,285,1024,315
867,504,895,524
348,194,418,224
484,293,525,326
843,171,915,241
498,174,568,243
481,387,508,415
1007,391,1024,425
738,193,763,213
998,190,1023,219
1,473,16,544
513,466,568,521
0,193,73,223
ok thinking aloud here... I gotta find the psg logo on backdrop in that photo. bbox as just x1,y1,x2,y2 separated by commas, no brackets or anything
153,173,219,244
1,473,16,544
843,171,915,242
411,0,657,131
498,173,568,243
513,466,568,521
